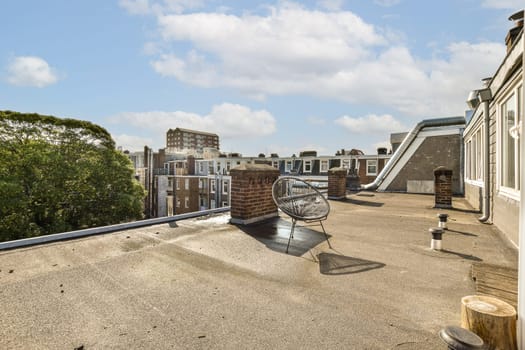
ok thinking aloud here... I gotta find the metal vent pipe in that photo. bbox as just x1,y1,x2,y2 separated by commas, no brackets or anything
478,98,491,222
361,116,466,191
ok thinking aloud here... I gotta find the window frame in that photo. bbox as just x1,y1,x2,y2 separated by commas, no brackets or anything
320,159,329,173
366,159,378,176
497,82,522,200
303,160,312,173
465,124,484,185
285,160,292,173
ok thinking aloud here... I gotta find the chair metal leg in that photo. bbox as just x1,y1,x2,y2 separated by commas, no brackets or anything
286,219,297,254
319,220,332,249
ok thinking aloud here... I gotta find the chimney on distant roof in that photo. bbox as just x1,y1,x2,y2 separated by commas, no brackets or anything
505,10,524,53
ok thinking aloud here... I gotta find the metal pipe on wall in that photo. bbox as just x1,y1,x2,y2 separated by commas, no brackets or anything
478,99,491,222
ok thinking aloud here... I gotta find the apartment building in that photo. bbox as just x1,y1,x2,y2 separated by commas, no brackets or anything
166,128,219,154
152,174,231,217
139,145,391,217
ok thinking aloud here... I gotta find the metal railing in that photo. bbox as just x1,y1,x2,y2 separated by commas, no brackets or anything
0,207,230,251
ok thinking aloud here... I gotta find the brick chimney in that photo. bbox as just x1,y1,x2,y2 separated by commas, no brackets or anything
328,168,347,200
434,166,453,209
505,10,524,53
230,164,280,225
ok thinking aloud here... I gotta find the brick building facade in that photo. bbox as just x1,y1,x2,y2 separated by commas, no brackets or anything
166,128,219,154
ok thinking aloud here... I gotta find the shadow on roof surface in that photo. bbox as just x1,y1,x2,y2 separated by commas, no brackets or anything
235,217,331,257
318,252,385,275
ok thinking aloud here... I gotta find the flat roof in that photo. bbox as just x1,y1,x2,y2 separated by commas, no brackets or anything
0,193,516,349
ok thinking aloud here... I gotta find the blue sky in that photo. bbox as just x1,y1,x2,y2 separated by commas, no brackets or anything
1,0,522,156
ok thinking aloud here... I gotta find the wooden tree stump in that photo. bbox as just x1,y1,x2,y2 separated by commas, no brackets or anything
461,295,517,350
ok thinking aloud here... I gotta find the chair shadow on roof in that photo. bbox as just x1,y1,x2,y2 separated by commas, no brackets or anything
318,252,385,275
236,217,331,257
340,196,385,207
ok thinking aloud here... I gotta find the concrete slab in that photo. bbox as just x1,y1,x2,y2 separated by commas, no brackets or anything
0,193,517,349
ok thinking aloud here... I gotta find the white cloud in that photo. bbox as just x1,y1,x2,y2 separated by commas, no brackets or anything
481,0,523,9
139,2,506,117
335,114,405,134
114,134,154,151
6,56,59,88
153,4,386,96
110,103,276,141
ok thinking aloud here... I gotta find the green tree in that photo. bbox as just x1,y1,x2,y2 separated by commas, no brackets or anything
0,111,145,241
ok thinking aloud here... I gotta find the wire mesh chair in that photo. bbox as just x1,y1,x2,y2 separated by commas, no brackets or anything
272,177,332,253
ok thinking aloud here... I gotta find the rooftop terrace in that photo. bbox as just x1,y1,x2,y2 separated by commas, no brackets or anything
0,192,517,349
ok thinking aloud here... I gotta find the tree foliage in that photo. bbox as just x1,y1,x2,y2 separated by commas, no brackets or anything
0,111,145,241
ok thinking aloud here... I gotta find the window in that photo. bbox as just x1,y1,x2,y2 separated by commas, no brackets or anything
499,86,521,193
222,201,228,207
226,161,231,172
366,160,378,175
320,160,329,172
198,162,204,173
342,159,350,169
185,196,189,208
210,179,216,193
184,178,189,190
210,199,216,209
272,161,279,169
176,179,180,190
285,160,292,173
475,129,483,180
475,129,482,180
465,126,483,182
222,181,228,194
465,139,471,180
303,160,312,173
176,198,181,208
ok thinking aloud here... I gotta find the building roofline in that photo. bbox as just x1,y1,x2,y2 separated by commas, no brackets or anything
170,128,219,137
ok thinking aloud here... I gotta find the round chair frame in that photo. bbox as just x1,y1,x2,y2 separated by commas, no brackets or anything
272,176,331,253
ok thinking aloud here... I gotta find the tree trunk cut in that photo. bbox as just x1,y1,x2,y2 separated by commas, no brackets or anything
461,295,517,350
